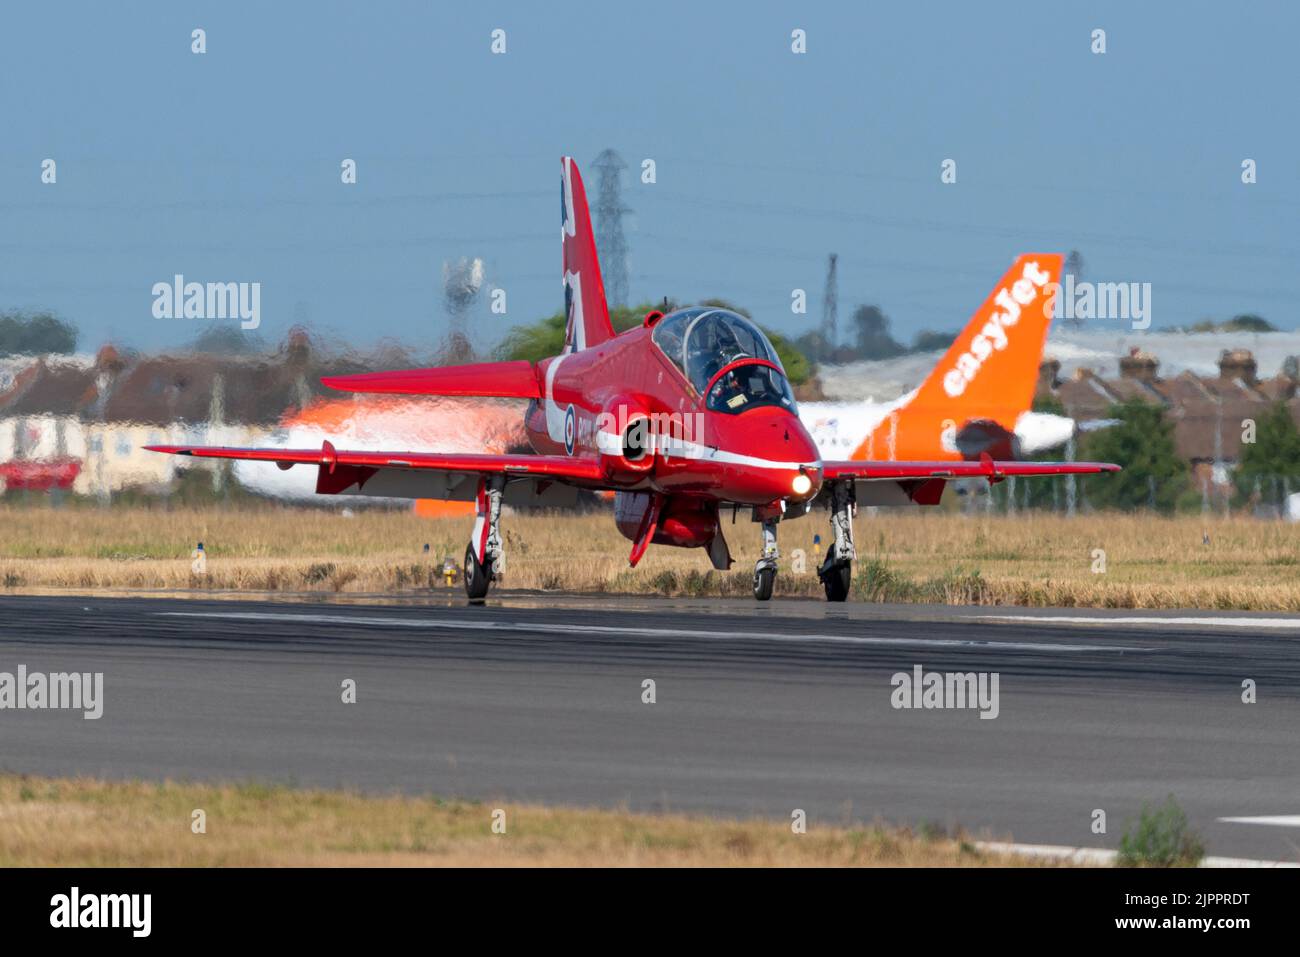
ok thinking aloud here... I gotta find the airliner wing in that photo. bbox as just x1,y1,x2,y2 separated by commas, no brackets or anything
820,455,1118,506
146,441,606,506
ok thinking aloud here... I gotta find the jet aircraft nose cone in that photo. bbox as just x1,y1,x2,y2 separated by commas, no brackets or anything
783,421,824,501
706,408,823,504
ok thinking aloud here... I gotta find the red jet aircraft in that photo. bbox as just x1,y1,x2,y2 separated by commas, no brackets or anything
149,157,1118,602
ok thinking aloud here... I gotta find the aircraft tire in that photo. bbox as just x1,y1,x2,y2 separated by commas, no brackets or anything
821,548,851,602
753,565,776,601
464,543,491,600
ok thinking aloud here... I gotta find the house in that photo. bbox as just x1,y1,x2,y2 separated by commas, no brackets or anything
1041,346,1300,487
0,355,97,491
0,329,370,497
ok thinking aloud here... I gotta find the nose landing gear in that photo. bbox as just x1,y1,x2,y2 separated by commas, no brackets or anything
465,475,505,601
753,516,779,600
818,480,855,602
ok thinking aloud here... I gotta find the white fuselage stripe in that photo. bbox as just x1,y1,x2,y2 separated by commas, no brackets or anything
543,355,568,445
594,428,815,471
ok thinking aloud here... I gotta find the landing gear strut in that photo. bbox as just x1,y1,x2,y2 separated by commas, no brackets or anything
753,517,779,601
819,480,855,602
465,475,505,600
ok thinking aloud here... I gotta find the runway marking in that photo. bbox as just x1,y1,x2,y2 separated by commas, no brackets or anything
1218,815,1300,827
976,841,1298,868
977,614,1300,631
157,611,1147,653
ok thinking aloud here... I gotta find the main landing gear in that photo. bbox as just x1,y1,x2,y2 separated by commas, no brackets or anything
818,480,855,602
465,475,505,601
753,516,779,601
751,485,855,603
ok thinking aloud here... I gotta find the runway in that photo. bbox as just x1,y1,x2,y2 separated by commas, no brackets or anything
1,592,1298,861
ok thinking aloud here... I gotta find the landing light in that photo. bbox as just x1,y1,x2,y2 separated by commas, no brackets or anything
791,472,812,496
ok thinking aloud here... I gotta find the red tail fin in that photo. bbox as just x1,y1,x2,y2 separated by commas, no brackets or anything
561,156,615,352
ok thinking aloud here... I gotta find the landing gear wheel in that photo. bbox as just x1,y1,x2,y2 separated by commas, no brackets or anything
820,545,851,602
464,543,492,600
753,565,776,601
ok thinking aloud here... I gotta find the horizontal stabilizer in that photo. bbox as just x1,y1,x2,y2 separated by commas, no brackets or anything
321,361,540,399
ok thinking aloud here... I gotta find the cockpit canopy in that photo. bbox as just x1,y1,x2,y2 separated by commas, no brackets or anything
651,308,797,415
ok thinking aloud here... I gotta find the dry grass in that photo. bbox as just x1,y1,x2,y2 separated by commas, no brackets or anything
0,773,1044,867
1,502,1299,609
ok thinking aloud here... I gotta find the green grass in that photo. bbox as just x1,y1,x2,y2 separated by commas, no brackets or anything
1118,797,1205,867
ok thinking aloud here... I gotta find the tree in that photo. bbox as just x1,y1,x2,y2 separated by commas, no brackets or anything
1234,401,1300,502
609,302,663,333
1224,314,1274,333
910,329,954,353
763,328,811,386
1183,314,1276,334
494,312,568,364
793,329,832,364
1080,399,1187,512
850,305,905,360
0,311,78,355
188,325,267,355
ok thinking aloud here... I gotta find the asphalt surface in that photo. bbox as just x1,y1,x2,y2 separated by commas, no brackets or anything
1,592,1299,861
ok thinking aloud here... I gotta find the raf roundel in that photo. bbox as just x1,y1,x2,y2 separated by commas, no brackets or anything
563,404,577,456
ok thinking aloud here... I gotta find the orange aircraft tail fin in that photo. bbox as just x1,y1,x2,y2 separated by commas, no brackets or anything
853,253,1061,461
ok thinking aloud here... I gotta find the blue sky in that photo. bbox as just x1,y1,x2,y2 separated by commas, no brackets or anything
0,1,1295,354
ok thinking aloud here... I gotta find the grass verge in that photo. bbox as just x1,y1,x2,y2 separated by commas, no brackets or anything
4,504,1300,610
0,773,1061,867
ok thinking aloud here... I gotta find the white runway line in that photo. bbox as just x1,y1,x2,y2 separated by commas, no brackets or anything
1218,815,1300,827
976,841,1298,868
977,614,1300,631
157,611,1148,653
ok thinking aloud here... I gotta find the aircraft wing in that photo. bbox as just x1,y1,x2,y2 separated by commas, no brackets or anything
146,441,606,507
822,458,1119,482
819,455,1119,506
